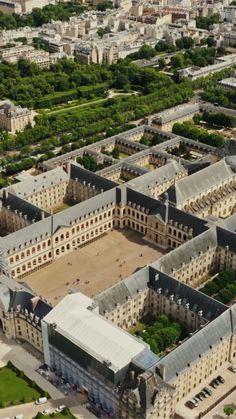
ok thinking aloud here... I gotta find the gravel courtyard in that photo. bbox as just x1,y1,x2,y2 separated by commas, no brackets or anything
25,229,164,305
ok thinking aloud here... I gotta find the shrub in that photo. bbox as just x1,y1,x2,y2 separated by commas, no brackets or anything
22,396,32,403
17,370,24,378
11,400,19,405
31,380,36,388
7,361,13,369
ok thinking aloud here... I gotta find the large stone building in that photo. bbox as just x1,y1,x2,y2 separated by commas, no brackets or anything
0,101,35,134
41,263,236,419
0,122,235,418
0,273,51,353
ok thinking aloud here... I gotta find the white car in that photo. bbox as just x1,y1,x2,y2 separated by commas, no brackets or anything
35,397,47,405
43,408,52,415
55,405,66,412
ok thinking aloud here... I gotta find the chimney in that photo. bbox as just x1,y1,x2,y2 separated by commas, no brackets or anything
164,192,169,224
158,364,166,380
30,296,40,311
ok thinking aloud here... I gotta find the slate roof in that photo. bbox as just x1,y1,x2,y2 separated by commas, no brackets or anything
149,268,227,321
217,226,236,253
70,162,117,190
153,228,218,275
9,290,51,317
7,167,69,199
217,214,236,233
126,160,187,194
0,188,117,254
155,103,200,124
157,305,236,382
95,266,150,314
166,159,234,205
3,192,49,222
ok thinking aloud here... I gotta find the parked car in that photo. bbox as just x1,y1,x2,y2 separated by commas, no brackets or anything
198,393,205,401
192,398,199,406
43,409,52,415
210,380,218,389
213,378,221,386
217,375,225,384
55,405,66,413
185,401,196,409
230,366,236,373
203,387,212,396
35,397,47,405
201,389,209,398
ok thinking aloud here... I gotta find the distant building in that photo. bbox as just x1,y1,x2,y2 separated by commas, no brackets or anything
0,0,56,15
0,101,35,134
153,103,200,131
178,54,236,80
219,77,236,91
0,45,58,69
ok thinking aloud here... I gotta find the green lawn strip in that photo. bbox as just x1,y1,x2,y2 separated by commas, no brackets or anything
0,367,40,406
46,97,107,116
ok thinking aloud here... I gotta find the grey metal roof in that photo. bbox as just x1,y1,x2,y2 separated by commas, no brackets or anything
154,102,200,124
166,159,234,205
3,192,49,222
157,305,236,382
7,167,69,199
0,188,117,254
217,226,236,253
153,228,218,275
95,266,150,314
126,160,187,194
217,213,236,233
149,268,227,321
70,162,117,190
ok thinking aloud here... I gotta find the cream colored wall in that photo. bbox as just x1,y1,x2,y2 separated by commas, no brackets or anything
0,206,31,233
8,204,115,278
171,336,231,404
27,181,68,210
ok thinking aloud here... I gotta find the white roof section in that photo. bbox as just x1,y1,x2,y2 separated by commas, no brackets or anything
44,293,146,372
219,77,236,88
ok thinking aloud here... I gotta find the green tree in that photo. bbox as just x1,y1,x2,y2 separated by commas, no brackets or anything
223,406,235,417
170,54,185,69
97,27,111,38
158,58,166,70
112,147,120,158
96,1,113,11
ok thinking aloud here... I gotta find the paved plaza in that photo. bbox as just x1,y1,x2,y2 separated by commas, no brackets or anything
25,229,164,304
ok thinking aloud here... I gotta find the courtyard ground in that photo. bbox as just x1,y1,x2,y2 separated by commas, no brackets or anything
25,229,164,305
176,367,236,419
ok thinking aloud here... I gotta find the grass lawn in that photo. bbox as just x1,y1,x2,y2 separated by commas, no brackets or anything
128,321,147,335
119,152,129,159
53,202,73,214
0,367,40,406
